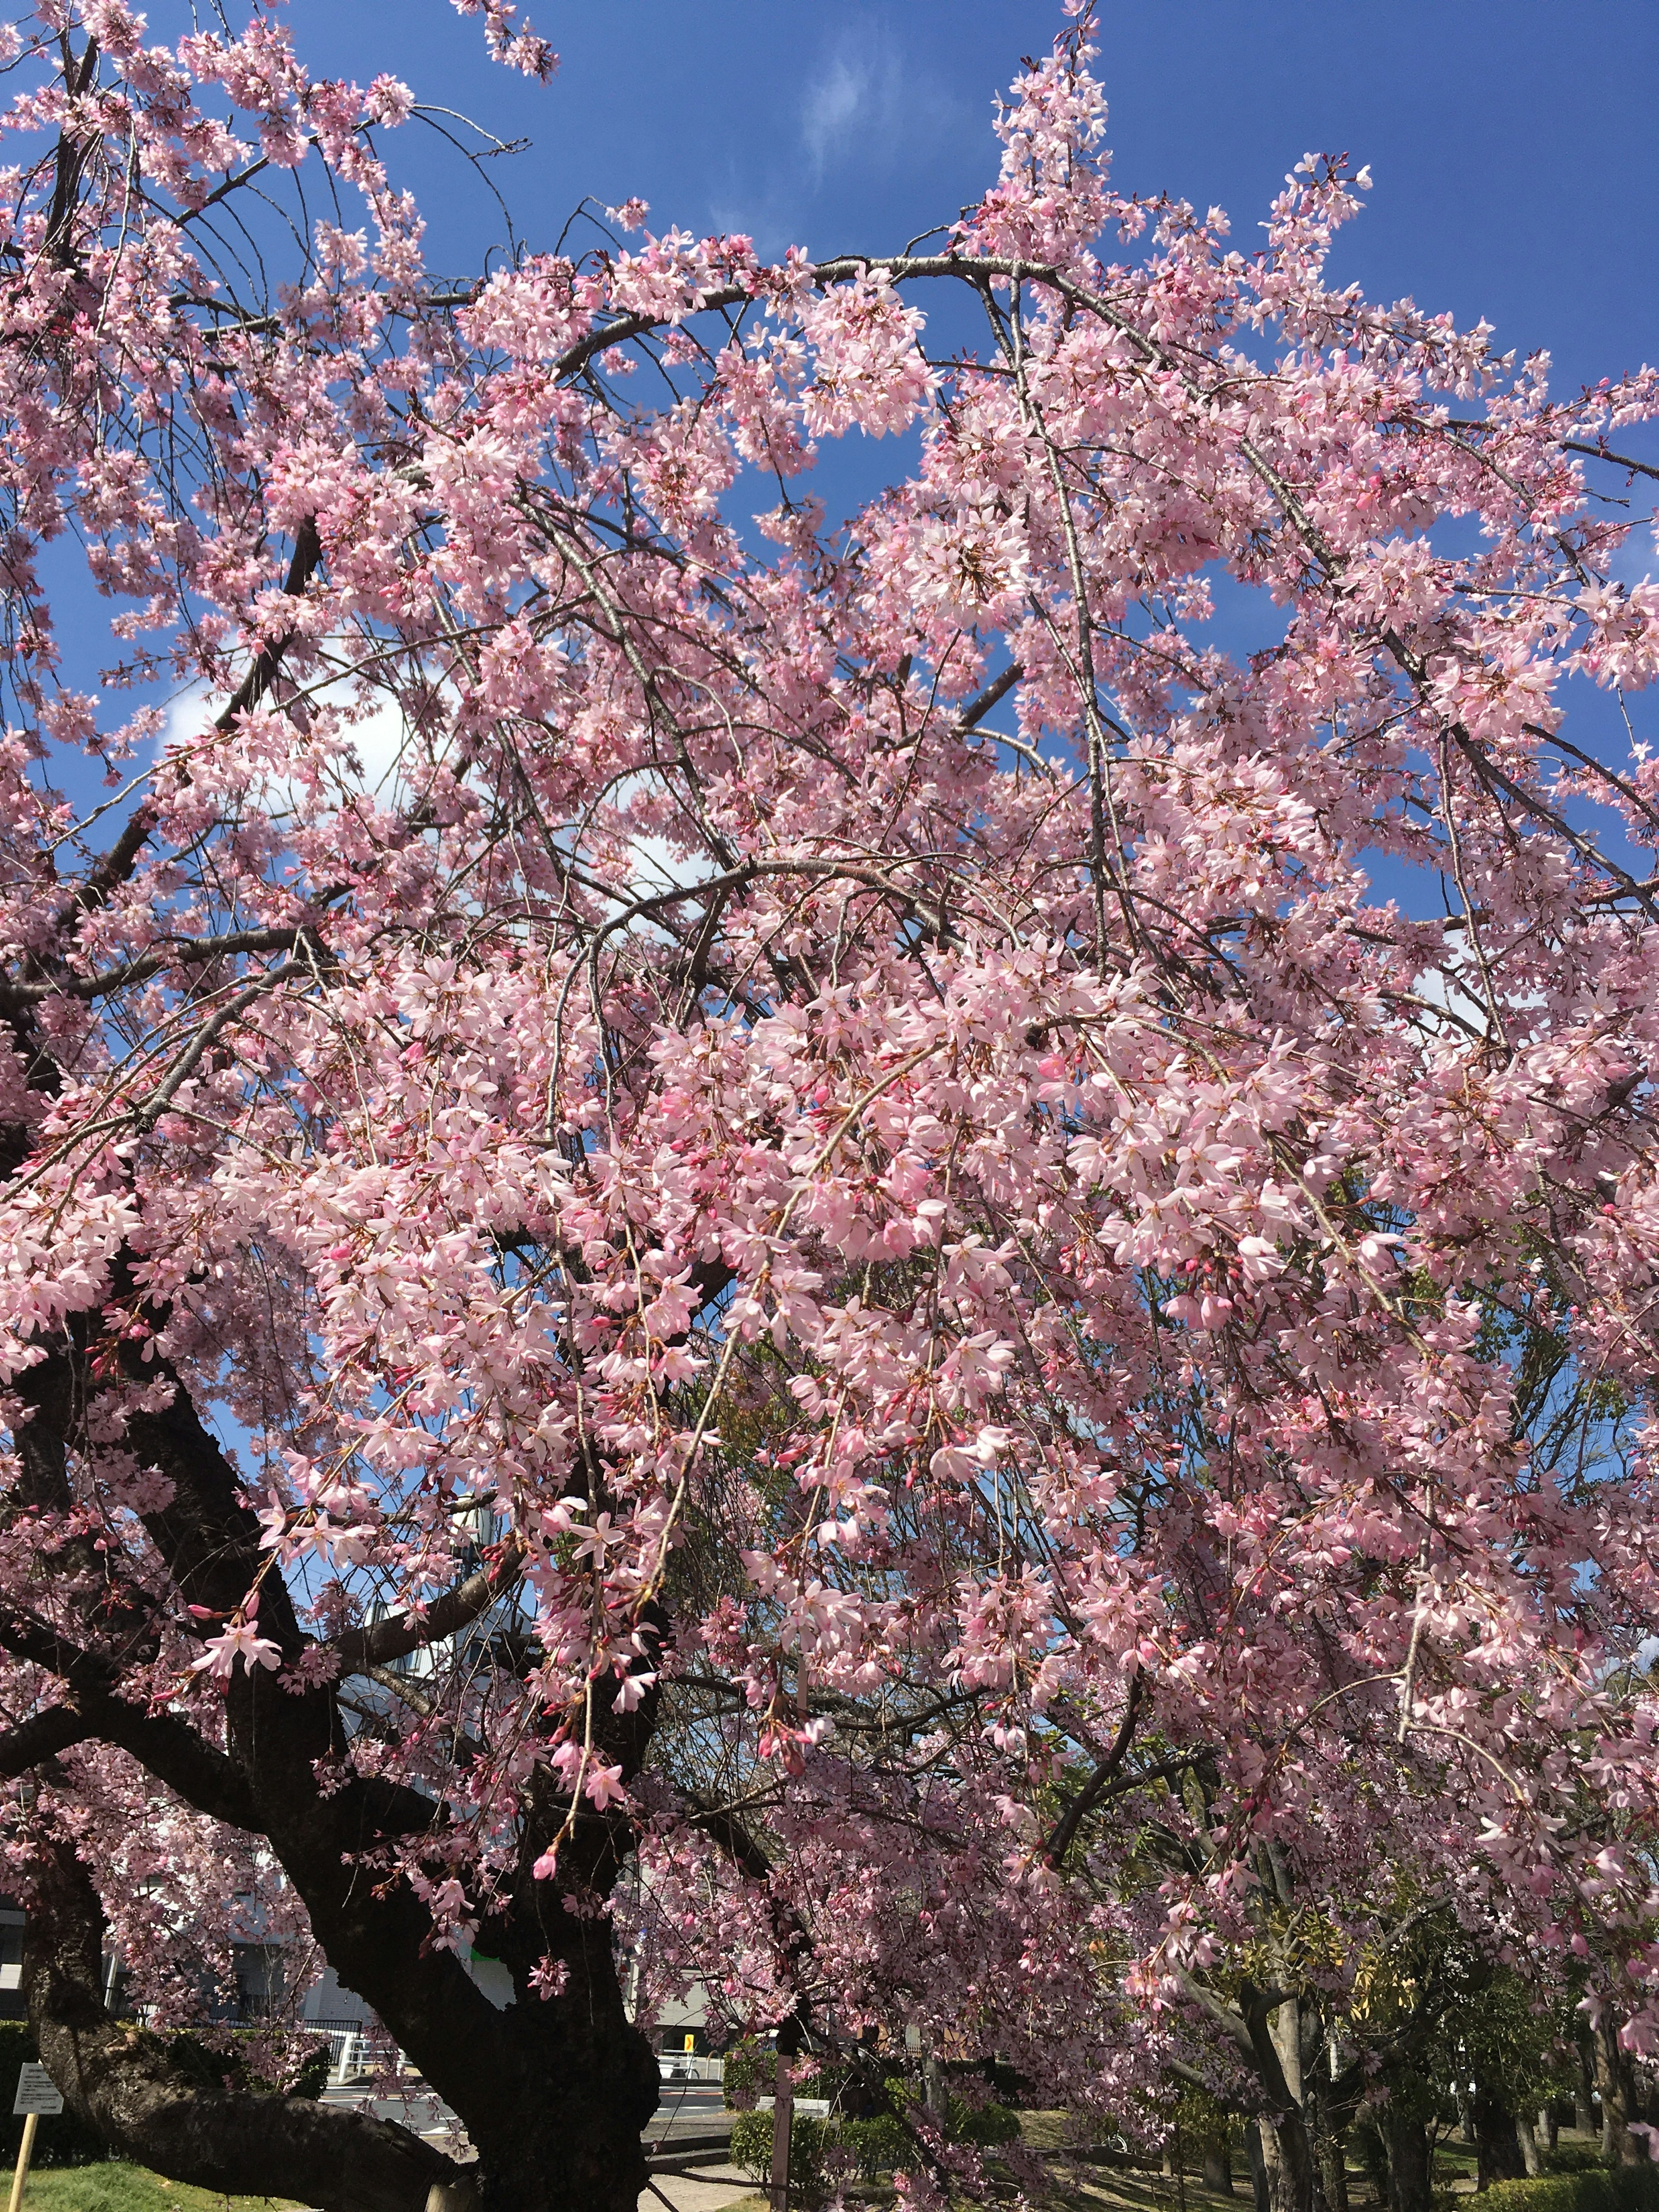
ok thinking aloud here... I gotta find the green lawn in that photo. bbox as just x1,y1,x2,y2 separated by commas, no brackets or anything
17,2165,301,2212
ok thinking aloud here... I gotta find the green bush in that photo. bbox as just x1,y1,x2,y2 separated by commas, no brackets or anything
724,2069,1018,2189
1484,2168,1659,2212
728,2111,830,2202
948,2094,1019,2148
839,2114,908,2183
722,2038,769,2110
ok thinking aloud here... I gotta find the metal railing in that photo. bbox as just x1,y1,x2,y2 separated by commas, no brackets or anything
308,2020,408,2084
657,2052,722,2084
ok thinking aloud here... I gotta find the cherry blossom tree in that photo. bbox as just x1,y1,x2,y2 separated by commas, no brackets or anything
2,3,1659,2209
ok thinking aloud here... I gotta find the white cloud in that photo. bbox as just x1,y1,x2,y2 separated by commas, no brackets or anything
798,25,920,183
162,678,416,807
157,689,718,931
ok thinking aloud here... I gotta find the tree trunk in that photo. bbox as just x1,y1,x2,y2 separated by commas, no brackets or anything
1258,2113,1316,2212
1456,2081,1475,2146
1318,2132,1351,2212
1382,2109,1432,2212
5,1320,668,2212
22,1834,468,2212
1540,2107,1559,2153
1576,2043,1598,2140
21,1818,666,2212
1473,2087,1526,2189
1593,2015,1643,2166
769,2049,794,2212
1516,2115,1541,2180
1204,2141,1236,2195
1247,2122,1271,2212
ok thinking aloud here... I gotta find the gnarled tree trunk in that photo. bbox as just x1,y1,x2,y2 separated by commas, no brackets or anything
1472,2087,1526,2189
23,1835,468,2212
1,1314,664,2212
1593,2015,1644,2167
1381,2108,1432,2212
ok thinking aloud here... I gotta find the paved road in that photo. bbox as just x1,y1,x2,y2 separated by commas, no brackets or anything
321,2077,731,2148
648,2085,728,2138
321,2083,458,2141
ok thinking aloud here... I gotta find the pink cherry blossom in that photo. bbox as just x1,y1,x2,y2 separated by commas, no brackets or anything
0,8,1654,2212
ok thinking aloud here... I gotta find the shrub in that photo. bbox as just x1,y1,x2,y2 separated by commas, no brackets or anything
723,2038,769,2110
839,2114,908,2183
726,2072,1018,2188
1483,2169,1659,2212
949,2094,1020,2148
728,2111,830,2202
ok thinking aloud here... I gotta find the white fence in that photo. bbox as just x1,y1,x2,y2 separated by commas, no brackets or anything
310,2020,407,2084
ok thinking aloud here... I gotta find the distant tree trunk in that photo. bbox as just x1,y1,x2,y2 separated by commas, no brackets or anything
1456,2082,1475,2146
1382,2109,1433,2212
1540,2107,1559,2153
1593,2015,1643,2166
1248,2123,1271,2212
1576,2043,1598,2139
1516,2115,1541,2179
1473,2087,1526,2188
1204,2139,1236,2195
1259,2112,1316,2212
1317,2132,1351,2212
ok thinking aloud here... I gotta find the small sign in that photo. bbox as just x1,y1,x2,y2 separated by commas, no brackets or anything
13,2067,63,2117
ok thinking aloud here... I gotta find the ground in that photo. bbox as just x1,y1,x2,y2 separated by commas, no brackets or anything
15,2168,300,2212
7,2120,1590,2212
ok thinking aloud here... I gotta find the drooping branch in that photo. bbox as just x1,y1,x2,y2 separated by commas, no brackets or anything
65,518,323,929
21,1831,474,2212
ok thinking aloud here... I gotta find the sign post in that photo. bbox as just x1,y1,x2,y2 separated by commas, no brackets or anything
9,2066,64,2212
767,2049,793,2212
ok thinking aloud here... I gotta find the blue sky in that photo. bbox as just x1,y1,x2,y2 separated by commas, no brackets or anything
29,2,1659,917
284,0,1659,405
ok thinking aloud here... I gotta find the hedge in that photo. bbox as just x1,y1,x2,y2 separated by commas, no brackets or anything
1484,2167,1659,2212
729,2111,830,2199
839,2115,908,2183
726,2097,1019,2194
0,2021,329,2173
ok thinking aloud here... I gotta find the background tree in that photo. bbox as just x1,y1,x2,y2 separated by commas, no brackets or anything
1,5,1659,2212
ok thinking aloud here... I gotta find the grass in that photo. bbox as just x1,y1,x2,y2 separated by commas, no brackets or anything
16,2164,302,2212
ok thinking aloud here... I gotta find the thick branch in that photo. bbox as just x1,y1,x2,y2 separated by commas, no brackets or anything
0,1612,259,1827
0,924,327,1012
0,1705,91,1778
22,1832,471,2212
1042,1670,1144,1867
331,1537,528,1674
